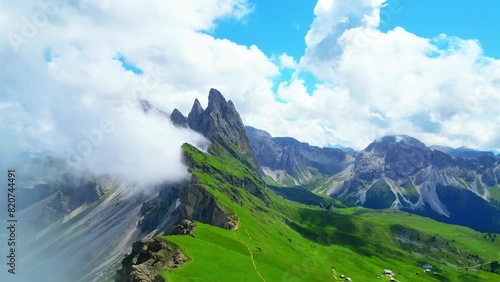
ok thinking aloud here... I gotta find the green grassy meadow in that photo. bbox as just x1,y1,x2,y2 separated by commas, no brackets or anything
158,144,500,281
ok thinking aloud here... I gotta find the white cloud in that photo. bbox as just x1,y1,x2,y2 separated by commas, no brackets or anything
278,53,298,69
249,0,500,151
0,0,279,184
1,0,499,177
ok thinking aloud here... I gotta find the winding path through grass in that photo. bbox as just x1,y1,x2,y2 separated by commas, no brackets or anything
467,252,500,270
332,268,338,280
233,231,267,282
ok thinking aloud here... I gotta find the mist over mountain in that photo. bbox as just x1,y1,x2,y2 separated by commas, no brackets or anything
3,88,264,282
4,88,500,282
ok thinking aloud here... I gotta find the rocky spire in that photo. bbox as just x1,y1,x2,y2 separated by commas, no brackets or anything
139,99,153,113
183,88,256,164
206,88,225,112
170,108,187,128
187,98,205,130
139,99,169,118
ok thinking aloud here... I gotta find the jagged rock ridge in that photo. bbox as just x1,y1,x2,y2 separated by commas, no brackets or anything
244,128,500,232
173,88,257,166
245,126,355,186
170,108,187,127
140,89,267,235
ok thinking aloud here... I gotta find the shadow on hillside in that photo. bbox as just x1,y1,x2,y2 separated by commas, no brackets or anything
267,185,326,206
286,208,378,257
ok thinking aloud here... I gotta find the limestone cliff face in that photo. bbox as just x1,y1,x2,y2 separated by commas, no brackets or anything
18,176,159,282
341,136,500,197
247,127,308,175
139,182,184,234
140,176,238,233
40,175,111,227
344,136,432,194
180,179,238,230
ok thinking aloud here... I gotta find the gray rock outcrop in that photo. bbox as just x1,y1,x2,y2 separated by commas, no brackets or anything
115,238,187,282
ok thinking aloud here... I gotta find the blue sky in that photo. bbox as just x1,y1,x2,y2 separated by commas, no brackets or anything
114,53,144,74
214,0,499,63
213,0,317,62
109,1,500,150
205,0,500,150
379,0,500,58
7,0,499,153
114,0,500,99
212,0,319,95
209,0,500,110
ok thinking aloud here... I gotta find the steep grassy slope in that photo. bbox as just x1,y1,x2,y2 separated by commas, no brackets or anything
156,143,500,281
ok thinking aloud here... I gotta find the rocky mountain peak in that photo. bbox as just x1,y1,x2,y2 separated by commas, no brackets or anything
353,135,433,182
175,89,256,163
367,135,429,153
192,98,204,114
334,134,500,232
138,99,170,118
187,99,204,129
207,88,225,109
170,108,187,127
245,126,272,140
139,99,153,113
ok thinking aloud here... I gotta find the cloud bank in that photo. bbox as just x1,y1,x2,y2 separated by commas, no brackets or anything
263,0,500,151
0,0,274,184
1,0,499,180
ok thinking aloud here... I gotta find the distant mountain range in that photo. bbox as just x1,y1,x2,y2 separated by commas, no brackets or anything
429,145,497,158
247,129,500,233
245,126,355,188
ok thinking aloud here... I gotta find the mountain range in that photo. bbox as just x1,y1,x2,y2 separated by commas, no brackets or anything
11,88,500,282
429,145,497,158
247,128,500,233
